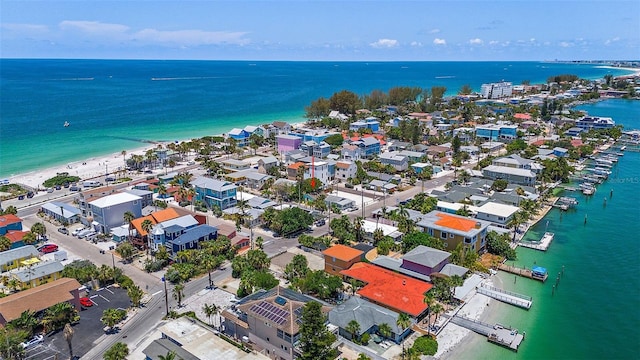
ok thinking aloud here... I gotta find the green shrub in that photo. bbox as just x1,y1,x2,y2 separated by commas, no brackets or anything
360,332,370,345
412,335,438,356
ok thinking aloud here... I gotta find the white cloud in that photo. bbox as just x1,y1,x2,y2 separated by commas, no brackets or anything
2,23,49,33
429,28,440,34
559,41,574,48
59,20,129,34
469,38,483,45
604,37,620,45
433,38,446,45
369,38,399,48
410,41,423,47
489,40,499,46
134,29,250,46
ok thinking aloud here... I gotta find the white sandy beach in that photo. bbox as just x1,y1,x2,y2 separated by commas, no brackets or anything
8,144,157,189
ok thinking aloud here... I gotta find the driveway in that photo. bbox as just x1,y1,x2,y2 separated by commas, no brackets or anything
26,285,131,360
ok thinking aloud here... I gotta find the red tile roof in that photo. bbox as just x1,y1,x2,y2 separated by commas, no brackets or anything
323,245,363,262
341,263,432,317
514,113,532,120
288,162,306,170
131,216,156,237
434,213,479,232
151,208,180,223
5,230,27,243
0,214,22,227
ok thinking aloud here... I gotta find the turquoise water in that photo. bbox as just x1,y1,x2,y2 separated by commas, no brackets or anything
465,99,640,360
0,60,632,177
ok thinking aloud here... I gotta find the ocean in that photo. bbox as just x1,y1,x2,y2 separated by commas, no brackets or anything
461,99,640,360
0,59,632,178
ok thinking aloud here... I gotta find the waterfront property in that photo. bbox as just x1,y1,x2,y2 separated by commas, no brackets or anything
328,296,413,344
89,192,143,234
480,81,513,99
416,211,490,253
0,277,81,326
482,165,537,186
192,176,238,210
340,262,433,317
474,202,520,228
222,287,332,360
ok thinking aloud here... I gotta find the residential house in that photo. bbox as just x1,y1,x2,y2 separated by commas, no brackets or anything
341,144,362,161
322,244,364,277
340,263,433,318
475,124,518,141
329,297,413,344
411,162,431,175
228,128,250,147
361,220,403,242
324,195,355,212
149,215,199,252
482,165,537,186
257,156,279,174
166,224,218,257
304,161,331,187
475,202,519,228
576,116,615,130
0,214,22,235
41,202,82,224
9,260,64,289
300,141,331,159
286,162,306,180
379,152,409,172
335,161,356,181
89,192,143,234
277,135,303,154
417,211,491,253
0,245,39,272
192,177,238,210
0,278,81,326
352,137,381,158
5,231,28,250
142,338,199,360
564,127,584,137
329,110,349,121
553,147,569,157
223,287,332,360
401,245,452,276
271,121,292,135
124,189,154,208
349,117,380,132
225,170,273,190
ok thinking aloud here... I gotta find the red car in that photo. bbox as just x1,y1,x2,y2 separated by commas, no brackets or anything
38,244,58,254
80,297,93,307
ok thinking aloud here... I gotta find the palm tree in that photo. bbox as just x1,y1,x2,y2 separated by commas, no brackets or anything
128,285,144,307
115,242,135,263
0,235,11,251
10,310,38,336
346,320,361,340
103,342,129,360
141,219,154,250
43,302,76,332
97,264,113,286
173,283,185,307
63,323,74,360
121,150,127,170
30,222,46,241
158,351,177,360
430,303,444,325
357,354,372,360
353,216,364,242
396,312,411,335
22,232,37,245
123,211,135,242
203,303,217,326
377,323,392,340
201,254,218,289
423,293,435,334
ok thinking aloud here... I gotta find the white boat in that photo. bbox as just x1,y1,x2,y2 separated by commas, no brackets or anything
620,145,626,151
64,121,70,127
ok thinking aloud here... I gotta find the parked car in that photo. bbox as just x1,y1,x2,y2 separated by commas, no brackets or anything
20,334,44,349
27,191,34,198
79,231,96,239
76,229,93,238
57,227,69,235
38,244,59,254
46,188,54,193
79,297,93,307
69,185,79,192
71,228,85,236
55,185,62,190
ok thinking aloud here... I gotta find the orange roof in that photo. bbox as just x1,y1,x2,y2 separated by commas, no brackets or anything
532,140,545,146
151,208,180,223
336,162,351,169
571,139,583,147
514,113,532,120
287,162,306,170
131,215,157,236
0,214,22,227
5,230,27,243
322,244,363,262
341,263,432,317
435,213,478,232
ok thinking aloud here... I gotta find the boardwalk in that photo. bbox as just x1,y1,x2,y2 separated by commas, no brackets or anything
476,284,532,309
519,232,554,251
499,264,548,282
450,315,525,351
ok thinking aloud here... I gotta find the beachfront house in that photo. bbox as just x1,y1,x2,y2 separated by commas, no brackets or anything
41,202,82,225
351,137,381,158
482,165,537,186
474,202,520,228
416,211,491,253
228,128,250,147
192,177,238,210
222,287,332,360
89,192,143,234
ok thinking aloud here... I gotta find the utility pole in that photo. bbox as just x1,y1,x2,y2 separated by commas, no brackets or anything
163,277,169,317
111,253,116,283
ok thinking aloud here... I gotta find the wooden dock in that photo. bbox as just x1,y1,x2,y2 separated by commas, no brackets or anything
499,264,548,282
477,284,532,309
450,315,525,351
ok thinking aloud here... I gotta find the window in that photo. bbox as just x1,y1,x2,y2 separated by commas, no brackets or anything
267,337,270,342
449,233,454,239
464,237,472,244
440,232,447,239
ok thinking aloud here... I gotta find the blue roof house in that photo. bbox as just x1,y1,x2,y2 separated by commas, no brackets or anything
166,224,218,256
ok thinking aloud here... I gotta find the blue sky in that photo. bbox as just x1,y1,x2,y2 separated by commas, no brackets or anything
2,0,638,61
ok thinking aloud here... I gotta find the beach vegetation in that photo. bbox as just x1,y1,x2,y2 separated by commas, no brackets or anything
412,335,438,356
0,205,18,215
115,242,136,263
42,173,80,188
61,259,98,284
299,301,337,360
43,302,77,332
305,97,331,120
323,133,344,148
330,90,362,116
0,235,11,251
388,86,423,105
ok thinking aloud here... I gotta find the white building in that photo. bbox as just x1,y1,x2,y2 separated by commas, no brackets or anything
475,202,520,227
304,161,330,188
89,192,142,234
481,82,513,99
335,161,356,181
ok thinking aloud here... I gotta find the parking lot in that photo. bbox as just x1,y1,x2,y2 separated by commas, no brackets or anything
24,286,131,360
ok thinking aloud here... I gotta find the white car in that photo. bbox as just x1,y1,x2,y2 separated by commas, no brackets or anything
21,334,44,349
71,228,84,236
